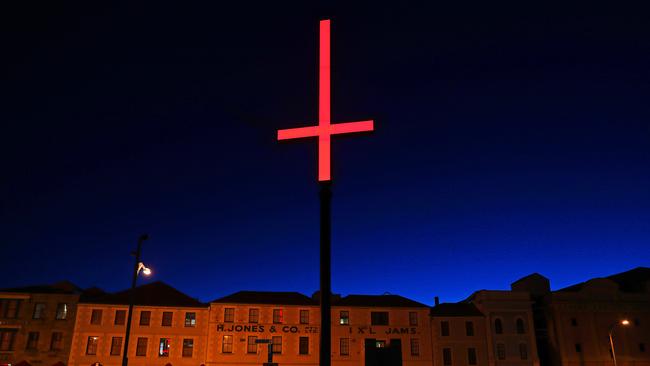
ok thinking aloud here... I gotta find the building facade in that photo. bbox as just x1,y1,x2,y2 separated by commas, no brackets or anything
430,302,489,366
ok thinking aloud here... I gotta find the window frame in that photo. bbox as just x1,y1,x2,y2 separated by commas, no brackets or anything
183,338,194,358
299,336,309,355
185,312,197,327
247,336,258,354
340,338,350,356
136,337,148,356
222,335,233,353
409,312,418,326
339,310,350,325
224,308,235,323
110,336,123,356
272,335,282,354
139,310,151,326
90,309,103,325
300,310,309,324
162,311,173,327
86,336,99,355
410,338,420,356
249,308,259,323
32,303,46,319
441,320,450,336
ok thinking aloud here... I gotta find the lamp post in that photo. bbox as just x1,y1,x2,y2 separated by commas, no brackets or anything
608,319,630,366
121,234,152,366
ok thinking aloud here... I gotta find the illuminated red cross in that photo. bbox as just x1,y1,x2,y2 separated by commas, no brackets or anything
277,19,374,182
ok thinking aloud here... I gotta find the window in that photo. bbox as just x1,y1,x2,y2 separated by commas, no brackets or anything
249,308,259,323
300,310,309,324
497,343,506,360
443,348,452,366
185,312,196,327
371,312,389,325
575,343,582,353
0,330,17,351
340,311,349,325
519,343,528,360
340,338,350,356
273,309,283,323
33,303,45,319
640,343,646,352
26,332,39,350
410,338,420,356
55,303,68,320
516,318,525,334
224,308,235,322
139,310,151,326
2,299,21,318
466,321,474,336
183,339,194,357
91,309,103,325
571,318,578,326
247,336,257,354
159,338,171,357
272,336,282,354
136,337,148,356
86,336,99,355
441,321,450,336
494,319,503,334
468,348,477,365
114,310,126,325
409,312,418,326
50,332,63,351
299,337,309,355
376,340,386,348
110,337,123,356
222,335,233,353
162,311,173,326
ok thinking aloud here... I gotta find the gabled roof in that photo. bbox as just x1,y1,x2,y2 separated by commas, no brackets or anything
334,294,428,308
558,267,650,293
430,302,484,317
0,280,82,294
86,281,207,308
211,291,317,306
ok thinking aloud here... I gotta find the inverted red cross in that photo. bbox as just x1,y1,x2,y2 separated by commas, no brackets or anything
277,19,374,182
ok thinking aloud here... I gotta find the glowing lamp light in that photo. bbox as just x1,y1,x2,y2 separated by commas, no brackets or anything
277,19,374,182
138,262,152,276
621,319,630,326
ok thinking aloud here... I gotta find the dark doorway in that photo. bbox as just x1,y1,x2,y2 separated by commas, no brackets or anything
365,338,402,366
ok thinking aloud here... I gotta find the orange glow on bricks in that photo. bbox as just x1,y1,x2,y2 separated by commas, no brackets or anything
277,19,374,182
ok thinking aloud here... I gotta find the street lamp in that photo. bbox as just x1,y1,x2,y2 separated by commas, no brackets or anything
608,319,630,366
121,234,151,366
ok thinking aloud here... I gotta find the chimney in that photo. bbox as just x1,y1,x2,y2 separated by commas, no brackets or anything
434,296,440,306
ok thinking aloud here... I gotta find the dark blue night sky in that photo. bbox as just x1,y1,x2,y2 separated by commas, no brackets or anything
2,2,649,304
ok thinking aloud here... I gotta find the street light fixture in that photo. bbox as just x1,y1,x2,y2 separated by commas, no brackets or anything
609,319,630,366
121,234,150,366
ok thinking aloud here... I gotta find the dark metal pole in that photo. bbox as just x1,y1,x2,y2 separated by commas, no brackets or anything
319,182,332,366
121,234,148,366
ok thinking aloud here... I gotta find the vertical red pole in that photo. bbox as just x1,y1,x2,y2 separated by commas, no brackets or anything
319,19,331,182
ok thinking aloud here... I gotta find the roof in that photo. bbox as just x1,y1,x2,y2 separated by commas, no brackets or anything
558,267,650,293
0,281,82,294
86,281,207,307
430,302,484,317
212,291,317,305
334,294,428,308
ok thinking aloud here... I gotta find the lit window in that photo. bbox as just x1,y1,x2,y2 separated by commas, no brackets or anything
299,337,309,355
468,348,477,365
224,308,235,322
443,347,452,366
86,336,99,355
409,312,418,326
114,310,126,325
441,321,450,336
33,303,45,319
91,309,103,325
375,340,386,348
272,336,282,354
247,336,257,354
136,337,148,356
339,311,349,325
110,337,122,356
183,339,194,357
139,311,151,326
494,319,503,334
340,338,350,356
222,335,233,353
55,303,68,320
249,308,259,323
300,310,309,324
26,332,39,350
410,338,420,356
159,338,171,357
497,343,506,360
162,312,173,326
273,309,283,324
185,312,196,327
371,312,389,325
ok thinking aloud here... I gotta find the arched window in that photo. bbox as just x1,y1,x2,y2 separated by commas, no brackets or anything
516,318,525,334
495,318,503,334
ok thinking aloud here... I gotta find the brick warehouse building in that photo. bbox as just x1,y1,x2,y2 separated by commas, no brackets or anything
1,267,649,366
